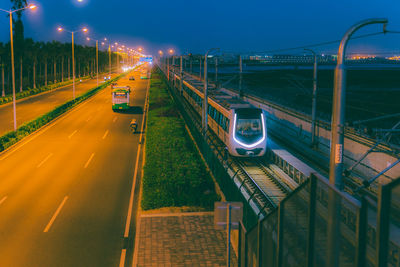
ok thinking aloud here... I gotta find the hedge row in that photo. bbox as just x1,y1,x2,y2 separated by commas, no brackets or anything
141,69,220,211
0,76,91,105
0,74,125,152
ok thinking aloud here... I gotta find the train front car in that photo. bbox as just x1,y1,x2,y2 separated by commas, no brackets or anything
229,108,267,157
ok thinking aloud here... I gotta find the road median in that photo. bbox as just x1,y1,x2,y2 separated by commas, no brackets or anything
141,68,220,212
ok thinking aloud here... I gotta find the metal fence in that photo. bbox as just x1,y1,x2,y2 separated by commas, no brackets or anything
156,63,400,267
157,64,259,228
237,173,400,267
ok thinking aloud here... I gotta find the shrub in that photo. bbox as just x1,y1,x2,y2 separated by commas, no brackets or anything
141,70,219,211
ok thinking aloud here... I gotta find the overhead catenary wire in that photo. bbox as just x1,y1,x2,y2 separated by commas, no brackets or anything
210,30,400,56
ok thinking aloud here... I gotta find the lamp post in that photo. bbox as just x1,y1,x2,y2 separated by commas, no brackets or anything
0,3,37,131
326,18,388,267
86,37,99,86
58,26,88,100
239,55,243,97
114,43,120,73
203,48,219,136
168,49,174,80
304,48,318,148
329,18,387,190
100,37,111,78
215,56,218,84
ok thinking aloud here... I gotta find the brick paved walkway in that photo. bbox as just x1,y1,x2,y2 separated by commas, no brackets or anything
133,212,237,267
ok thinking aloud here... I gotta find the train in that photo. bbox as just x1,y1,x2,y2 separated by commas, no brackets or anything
173,73,267,157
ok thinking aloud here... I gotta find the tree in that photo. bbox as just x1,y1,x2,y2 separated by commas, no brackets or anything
0,42,6,96
11,0,27,92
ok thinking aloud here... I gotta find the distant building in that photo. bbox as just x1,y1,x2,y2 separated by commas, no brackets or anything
246,54,336,64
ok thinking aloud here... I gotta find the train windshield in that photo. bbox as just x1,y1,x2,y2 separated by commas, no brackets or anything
234,109,263,144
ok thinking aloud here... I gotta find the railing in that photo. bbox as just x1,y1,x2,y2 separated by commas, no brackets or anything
157,65,259,228
158,63,400,266
238,173,400,267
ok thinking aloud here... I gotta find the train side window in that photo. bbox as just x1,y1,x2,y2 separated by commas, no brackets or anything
220,115,225,128
216,112,221,123
225,119,230,131
213,109,217,120
208,105,212,115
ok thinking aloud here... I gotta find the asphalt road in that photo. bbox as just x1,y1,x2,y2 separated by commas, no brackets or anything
0,66,149,266
0,73,119,135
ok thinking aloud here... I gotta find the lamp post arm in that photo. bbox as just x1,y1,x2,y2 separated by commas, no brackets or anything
10,6,30,13
337,18,387,65
0,8,11,14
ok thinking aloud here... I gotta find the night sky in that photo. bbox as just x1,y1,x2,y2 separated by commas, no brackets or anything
0,0,400,56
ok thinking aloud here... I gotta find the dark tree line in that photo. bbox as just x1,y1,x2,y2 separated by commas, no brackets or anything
0,0,118,97
0,39,118,97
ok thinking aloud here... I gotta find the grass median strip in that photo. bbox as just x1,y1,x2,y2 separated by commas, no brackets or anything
141,69,220,211
0,73,125,153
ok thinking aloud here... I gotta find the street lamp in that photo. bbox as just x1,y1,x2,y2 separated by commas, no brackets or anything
57,26,88,100
329,18,387,190
114,42,121,73
100,38,112,78
304,48,318,148
167,49,174,81
85,36,99,86
326,18,387,267
0,3,37,131
203,48,220,136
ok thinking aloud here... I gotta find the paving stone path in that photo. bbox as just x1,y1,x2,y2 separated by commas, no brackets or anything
133,212,238,267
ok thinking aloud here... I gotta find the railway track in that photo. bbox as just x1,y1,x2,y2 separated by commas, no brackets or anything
237,159,290,206
169,71,293,215
165,67,400,266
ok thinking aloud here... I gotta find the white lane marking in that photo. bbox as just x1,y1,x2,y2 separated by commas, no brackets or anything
124,79,149,239
119,249,126,267
86,116,92,122
0,93,99,162
0,196,7,206
68,130,78,139
102,130,109,140
84,153,95,169
37,153,53,168
43,196,68,233
112,117,117,123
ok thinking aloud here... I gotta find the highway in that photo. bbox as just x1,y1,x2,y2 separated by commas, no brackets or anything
0,67,148,266
0,73,118,135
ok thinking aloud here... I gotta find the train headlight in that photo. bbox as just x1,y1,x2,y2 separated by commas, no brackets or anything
233,113,266,148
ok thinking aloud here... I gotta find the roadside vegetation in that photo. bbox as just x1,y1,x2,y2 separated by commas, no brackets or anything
0,39,118,99
141,69,220,211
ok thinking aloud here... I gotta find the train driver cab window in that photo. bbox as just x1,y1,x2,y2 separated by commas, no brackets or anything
235,109,263,144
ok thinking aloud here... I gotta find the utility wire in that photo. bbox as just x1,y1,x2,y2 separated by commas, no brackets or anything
219,30,400,55
186,30,400,56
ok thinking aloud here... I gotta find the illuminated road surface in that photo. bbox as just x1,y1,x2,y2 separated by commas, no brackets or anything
0,67,148,266
0,74,118,135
